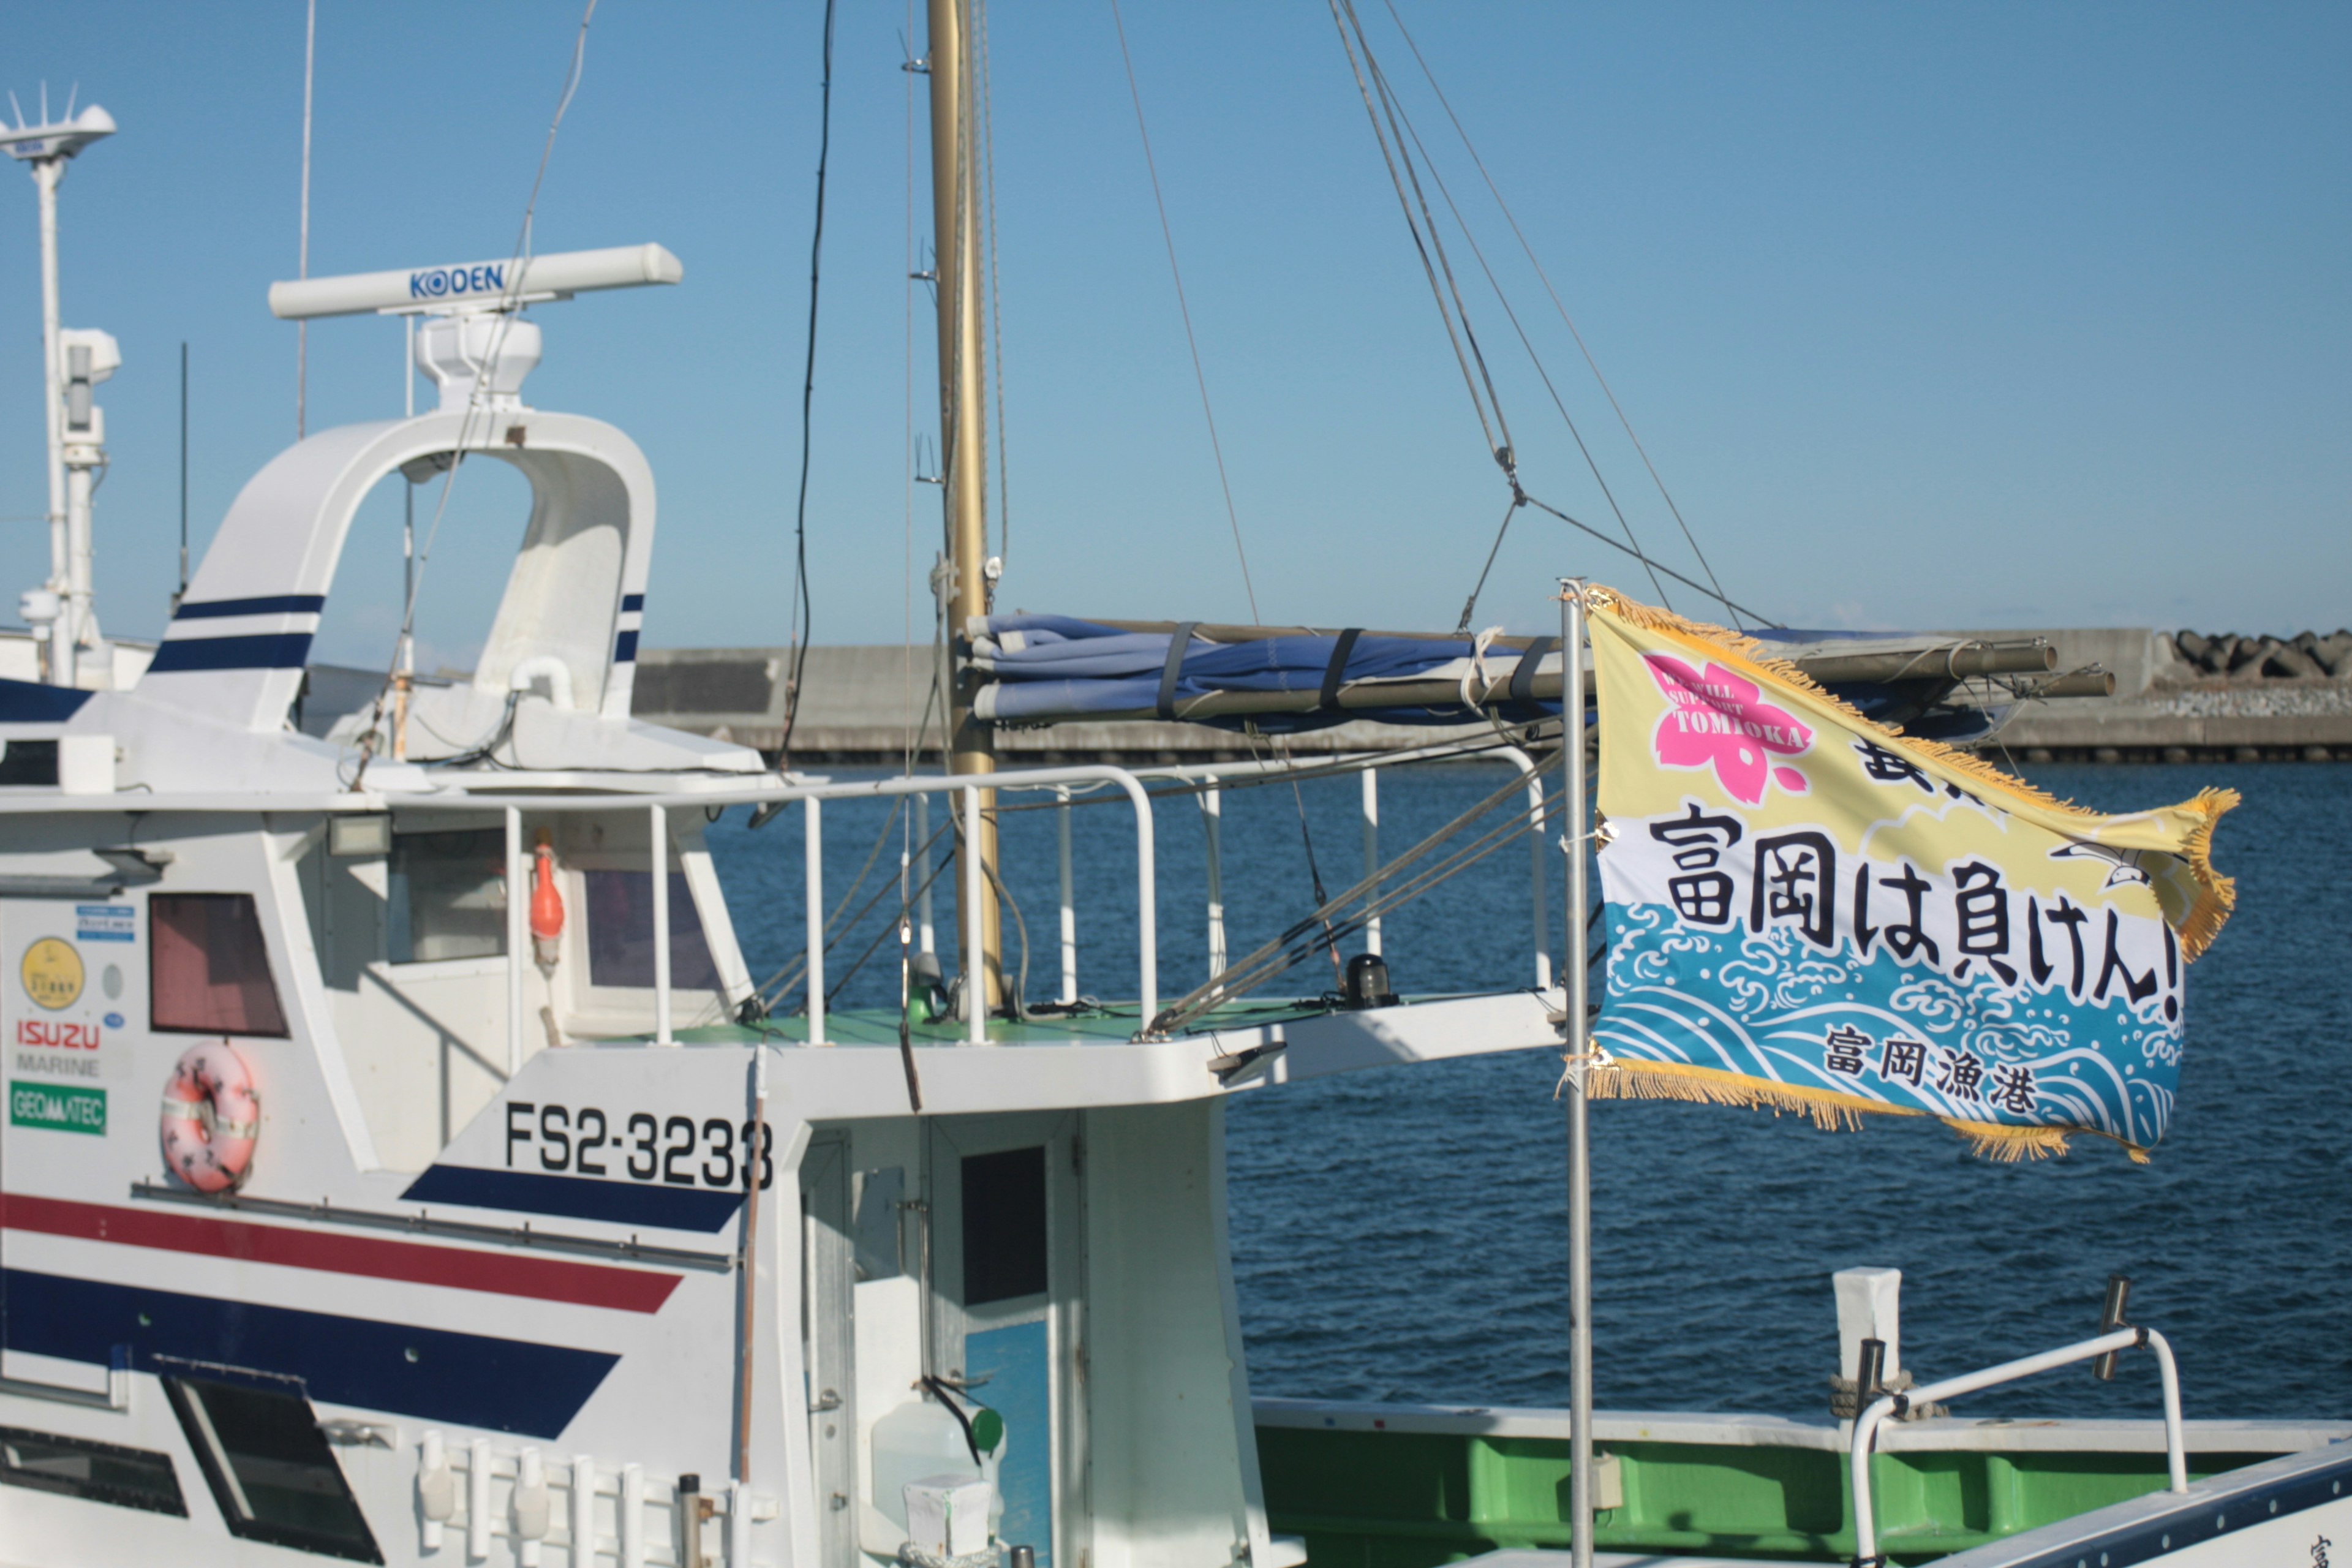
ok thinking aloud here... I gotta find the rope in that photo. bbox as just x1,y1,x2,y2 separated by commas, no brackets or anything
1457,492,1526,636
777,0,839,765
1380,103,1673,616
1345,2,1516,469
1379,0,1744,627
1108,0,1261,619
1520,491,1777,627
1325,0,1507,469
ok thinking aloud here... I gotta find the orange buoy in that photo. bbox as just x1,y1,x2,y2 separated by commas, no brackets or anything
159,1041,259,1194
530,834,565,968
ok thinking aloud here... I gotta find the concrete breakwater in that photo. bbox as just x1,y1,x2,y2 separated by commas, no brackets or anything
632,628,2352,766
2171,628,2352,680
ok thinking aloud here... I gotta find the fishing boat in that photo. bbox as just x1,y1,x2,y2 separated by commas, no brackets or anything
0,10,2342,1568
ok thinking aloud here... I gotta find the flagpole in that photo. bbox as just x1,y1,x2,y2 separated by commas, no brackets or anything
1561,576,1594,1568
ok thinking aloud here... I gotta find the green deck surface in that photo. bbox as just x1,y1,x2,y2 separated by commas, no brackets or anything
1253,1421,2288,1566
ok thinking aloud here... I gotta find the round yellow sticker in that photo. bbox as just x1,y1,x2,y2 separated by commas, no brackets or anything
21,938,84,1011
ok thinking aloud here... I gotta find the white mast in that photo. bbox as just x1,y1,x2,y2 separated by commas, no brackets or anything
6,97,117,688
1561,577,1594,1568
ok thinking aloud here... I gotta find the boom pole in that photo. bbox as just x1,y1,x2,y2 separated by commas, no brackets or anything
927,0,1003,1016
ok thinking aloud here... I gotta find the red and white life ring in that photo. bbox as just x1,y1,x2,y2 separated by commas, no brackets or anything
159,1041,260,1194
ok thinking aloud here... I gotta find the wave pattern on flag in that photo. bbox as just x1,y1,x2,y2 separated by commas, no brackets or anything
1585,588,2236,1161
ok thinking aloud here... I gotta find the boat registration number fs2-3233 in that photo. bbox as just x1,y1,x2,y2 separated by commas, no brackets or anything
503,1101,775,1191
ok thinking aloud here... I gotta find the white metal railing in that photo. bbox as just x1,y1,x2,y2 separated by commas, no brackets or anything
402,765,1153,1063
1848,1325,2187,1566
1121,744,1555,993
67,742,1555,1065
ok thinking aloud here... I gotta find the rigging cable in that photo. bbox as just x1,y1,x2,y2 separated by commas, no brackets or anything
777,0,840,765
1327,0,1510,478
1107,0,1260,620
1372,71,1673,614
1379,0,1744,627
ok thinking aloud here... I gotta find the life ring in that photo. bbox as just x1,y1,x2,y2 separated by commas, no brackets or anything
159,1041,259,1194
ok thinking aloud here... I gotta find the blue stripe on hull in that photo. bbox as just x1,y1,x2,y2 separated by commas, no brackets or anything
2,1268,617,1439
399,1164,744,1233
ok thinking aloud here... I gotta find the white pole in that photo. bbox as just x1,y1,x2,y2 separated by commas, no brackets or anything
805,797,826,1045
505,807,526,1076
1561,578,1593,1568
1528,766,1552,992
963,786,985,1044
916,792,936,956
401,317,415,687
1361,767,1381,956
33,157,71,688
296,0,316,440
651,804,674,1046
1057,785,1077,1003
62,418,99,673
1202,778,1226,982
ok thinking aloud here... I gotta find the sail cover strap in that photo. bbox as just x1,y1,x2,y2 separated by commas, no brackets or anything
1510,636,1556,705
1157,623,1201,719
1319,629,1364,710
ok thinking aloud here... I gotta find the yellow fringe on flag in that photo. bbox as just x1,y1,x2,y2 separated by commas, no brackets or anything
1584,586,2237,959
1583,1058,2152,1163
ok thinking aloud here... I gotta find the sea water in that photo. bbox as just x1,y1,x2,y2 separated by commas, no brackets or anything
710,761,2352,1422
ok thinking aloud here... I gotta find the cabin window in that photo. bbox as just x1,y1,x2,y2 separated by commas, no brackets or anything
164,1378,382,1562
0,1425,186,1516
151,894,290,1038
963,1146,1050,1305
585,869,720,989
388,829,508,963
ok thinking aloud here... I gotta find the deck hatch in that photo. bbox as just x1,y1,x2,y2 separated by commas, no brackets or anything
0,1423,187,1516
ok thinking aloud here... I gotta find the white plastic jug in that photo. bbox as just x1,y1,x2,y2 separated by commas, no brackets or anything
870,1397,1003,1534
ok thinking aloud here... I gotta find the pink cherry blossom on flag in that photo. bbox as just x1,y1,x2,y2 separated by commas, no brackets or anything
1641,652,1813,805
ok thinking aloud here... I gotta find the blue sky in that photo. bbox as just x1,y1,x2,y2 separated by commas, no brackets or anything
0,1,2343,672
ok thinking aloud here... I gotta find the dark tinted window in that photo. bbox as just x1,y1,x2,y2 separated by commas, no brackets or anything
0,1425,186,1515
151,894,290,1036
165,1378,381,1562
963,1146,1049,1305
0,739,59,786
586,869,720,989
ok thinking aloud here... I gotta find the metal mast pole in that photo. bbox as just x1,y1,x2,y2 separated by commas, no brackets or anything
34,156,70,687
927,0,1001,1016
1560,577,1594,1568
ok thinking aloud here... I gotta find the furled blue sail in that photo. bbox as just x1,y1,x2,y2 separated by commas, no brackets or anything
966,614,2012,742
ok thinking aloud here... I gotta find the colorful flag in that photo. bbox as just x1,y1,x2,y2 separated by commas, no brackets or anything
1585,589,2236,1160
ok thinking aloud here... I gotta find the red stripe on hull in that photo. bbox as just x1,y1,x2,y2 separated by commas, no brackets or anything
1,1194,680,1313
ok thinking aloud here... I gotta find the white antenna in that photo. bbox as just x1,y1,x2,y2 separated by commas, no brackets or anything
297,0,317,440
6,94,118,690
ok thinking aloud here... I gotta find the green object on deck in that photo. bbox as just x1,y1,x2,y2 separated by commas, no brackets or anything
1253,1417,2288,1564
